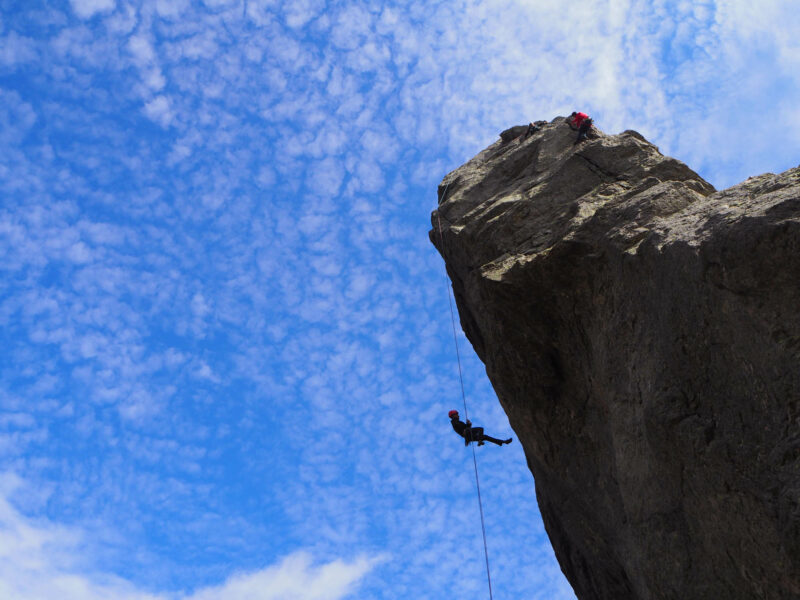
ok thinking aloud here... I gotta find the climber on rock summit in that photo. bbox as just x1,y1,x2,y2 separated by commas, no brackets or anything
567,111,594,144
449,410,512,446
522,120,547,140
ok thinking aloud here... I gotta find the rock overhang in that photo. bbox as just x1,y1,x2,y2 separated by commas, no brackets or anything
430,117,800,600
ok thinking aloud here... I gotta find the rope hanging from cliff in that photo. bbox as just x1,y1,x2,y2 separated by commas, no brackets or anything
435,186,495,600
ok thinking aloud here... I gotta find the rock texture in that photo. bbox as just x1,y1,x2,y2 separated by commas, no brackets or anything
430,117,800,600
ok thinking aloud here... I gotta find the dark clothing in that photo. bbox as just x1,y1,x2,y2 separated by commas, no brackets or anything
480,433,507,446
522,120,548,140
465,426,484,446
575,117,593,143
450,417,510,446
450,417,469,437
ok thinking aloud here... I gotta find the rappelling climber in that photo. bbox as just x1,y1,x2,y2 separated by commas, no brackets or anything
449,410,512,446
566,111,593,144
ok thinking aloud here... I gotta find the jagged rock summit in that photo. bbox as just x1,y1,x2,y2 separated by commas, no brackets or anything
431,117,800,600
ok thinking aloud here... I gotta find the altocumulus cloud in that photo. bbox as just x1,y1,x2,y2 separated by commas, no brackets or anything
69,0,117,20
2,1,800,599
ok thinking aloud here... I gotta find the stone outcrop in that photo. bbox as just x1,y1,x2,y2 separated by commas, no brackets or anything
430,117,800,600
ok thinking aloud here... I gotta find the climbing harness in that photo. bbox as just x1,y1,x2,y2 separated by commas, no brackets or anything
435,185,495,600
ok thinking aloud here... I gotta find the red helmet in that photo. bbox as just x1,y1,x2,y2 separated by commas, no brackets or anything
448,410,459,418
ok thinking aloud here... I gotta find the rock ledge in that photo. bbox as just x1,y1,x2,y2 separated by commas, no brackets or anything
431,118,800,600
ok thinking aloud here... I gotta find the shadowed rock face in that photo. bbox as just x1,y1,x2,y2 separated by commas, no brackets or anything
430,117,800,600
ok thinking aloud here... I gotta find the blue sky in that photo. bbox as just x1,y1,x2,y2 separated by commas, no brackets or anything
1,1,799,598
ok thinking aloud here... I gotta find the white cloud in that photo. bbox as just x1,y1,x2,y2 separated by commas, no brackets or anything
186,552,381,600
143,95,173,126
128,34,156,64
308,157,345,197
203,0,238,8
0,89,37,144
0,32,38,67
190,293,211,318
0,475,378,600
283,0,326,29
0,474,157,600
193,361,220,383
69,0,116,19
155,0,190,19
245,0,279,26
67,241,92,264
179,32,219,60
128,33,166,91
105,3,137,34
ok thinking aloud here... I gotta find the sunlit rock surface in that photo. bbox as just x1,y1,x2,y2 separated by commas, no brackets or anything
430,117,800,600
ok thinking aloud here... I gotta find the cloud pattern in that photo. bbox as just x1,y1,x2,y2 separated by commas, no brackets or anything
1,0,799,598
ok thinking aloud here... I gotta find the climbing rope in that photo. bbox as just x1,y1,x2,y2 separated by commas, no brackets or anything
435,186,495,600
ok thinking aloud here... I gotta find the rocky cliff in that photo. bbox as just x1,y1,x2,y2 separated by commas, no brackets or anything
430,118,800,600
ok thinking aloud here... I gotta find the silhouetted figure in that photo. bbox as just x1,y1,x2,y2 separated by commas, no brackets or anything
449,410,512,446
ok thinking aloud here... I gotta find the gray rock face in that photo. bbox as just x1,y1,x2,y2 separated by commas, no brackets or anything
430,118,800,600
